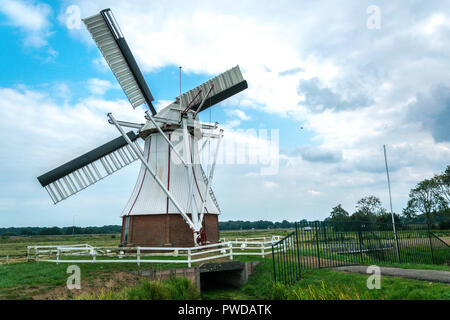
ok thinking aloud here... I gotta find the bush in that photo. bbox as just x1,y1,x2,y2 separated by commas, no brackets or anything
438,220,450,230
126,279,171,300
165,277,200,300
1,232,15,237
76,277,199,300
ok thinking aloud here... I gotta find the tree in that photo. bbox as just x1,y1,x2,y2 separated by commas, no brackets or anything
20,228,34,236
402,205,417,220
404,177,446,227
376,212,401,224
435,165,450,203
352,196,385,221
329,204,349,221
39,227,62,235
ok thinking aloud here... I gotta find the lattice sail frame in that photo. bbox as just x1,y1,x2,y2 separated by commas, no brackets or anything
83,9,156,113
38,133,142,204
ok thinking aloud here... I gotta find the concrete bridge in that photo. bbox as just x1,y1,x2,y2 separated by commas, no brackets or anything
136,260,262,293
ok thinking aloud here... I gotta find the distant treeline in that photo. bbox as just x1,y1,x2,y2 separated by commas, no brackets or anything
0,225,122,237
0,221,298,236
1,214,449,237
218,220,299,230
219,215,450,231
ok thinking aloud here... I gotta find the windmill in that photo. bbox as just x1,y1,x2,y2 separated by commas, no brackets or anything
36,9,248,247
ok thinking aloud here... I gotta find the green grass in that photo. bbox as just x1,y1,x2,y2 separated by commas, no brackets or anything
0,230,287,260
76,277,200,300
202,258,450,300
0,261,180,299
377,262,450,272
1,230,448,300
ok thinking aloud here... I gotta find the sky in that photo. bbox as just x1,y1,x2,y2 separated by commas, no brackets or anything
0,0,449,227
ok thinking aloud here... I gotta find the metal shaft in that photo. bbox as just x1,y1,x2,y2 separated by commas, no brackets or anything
193,85,214,118
383,144,400,262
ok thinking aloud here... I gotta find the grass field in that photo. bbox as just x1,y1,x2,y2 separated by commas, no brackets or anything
202,258,450,300
0,233,121,261
0,230,449,300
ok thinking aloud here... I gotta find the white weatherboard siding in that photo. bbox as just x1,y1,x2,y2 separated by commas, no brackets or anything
121,132,220,216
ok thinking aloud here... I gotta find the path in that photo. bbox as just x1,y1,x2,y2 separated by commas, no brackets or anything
332,265,450,283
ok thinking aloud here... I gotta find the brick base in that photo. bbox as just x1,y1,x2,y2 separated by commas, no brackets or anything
120,214,219,247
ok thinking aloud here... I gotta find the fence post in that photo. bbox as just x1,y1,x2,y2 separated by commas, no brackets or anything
315,221,321,268
358,231,364,264
294,222,302,280
428,229,435,264
6,256,8,265
56,249,60,265
272,244,276,283
425,215,436,264
188,249,191,268
26,247,30,262
394,223,401,263
137,247,141,267
93,248,96,264
261,242,265,258
229,243,233,261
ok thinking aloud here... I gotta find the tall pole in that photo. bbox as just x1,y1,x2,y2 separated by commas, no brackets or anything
179,66,182,109
383,145,400,262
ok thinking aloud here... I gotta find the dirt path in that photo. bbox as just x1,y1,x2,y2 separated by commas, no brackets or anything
332,265,450,283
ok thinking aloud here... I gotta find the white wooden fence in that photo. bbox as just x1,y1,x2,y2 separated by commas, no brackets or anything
27,237,288,267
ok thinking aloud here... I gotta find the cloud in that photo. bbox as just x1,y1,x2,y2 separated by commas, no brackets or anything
308,190,322,196
0,86,147,226
226,109,250,121
408,84,450,142
297,77,373,112
86,78,119,95
154,99,173,112
263,181,278,189
4,1,450,225
279,67,304,77
0,0,52,47
292,145,343,163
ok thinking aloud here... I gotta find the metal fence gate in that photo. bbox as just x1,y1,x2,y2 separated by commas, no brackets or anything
272,220,450,284
271,230,301,284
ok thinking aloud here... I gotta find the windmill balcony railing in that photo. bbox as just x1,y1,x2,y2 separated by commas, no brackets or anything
26,237,283,267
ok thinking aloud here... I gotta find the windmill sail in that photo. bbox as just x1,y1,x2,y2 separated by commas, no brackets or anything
179,65,247,113
37,132,141,204
83,9,156,115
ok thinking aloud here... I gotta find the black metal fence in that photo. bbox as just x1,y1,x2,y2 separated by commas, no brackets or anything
272,220,450,284
271,231,301,284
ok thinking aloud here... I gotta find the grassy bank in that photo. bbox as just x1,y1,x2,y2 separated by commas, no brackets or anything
75,277,200,300
202,258,450,300
0,261,173,299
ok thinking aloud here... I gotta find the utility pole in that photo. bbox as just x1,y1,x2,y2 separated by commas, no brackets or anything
383,145,400,262
179,66,182,107
72,215,76,235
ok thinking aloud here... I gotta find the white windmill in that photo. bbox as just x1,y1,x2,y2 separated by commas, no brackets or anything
37,9,248,247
